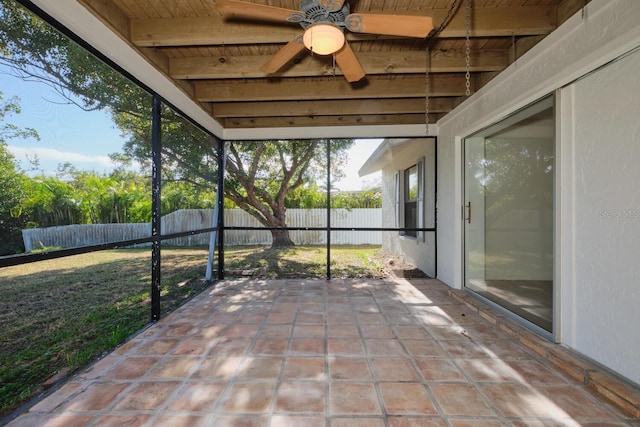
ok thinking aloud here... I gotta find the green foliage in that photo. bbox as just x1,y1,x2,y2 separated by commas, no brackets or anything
22,176,82,227
285,184,382,209
0,91,39,255
20,169,218,228
0,142,28,254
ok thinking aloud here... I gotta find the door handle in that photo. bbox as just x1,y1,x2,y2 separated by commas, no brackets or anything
465,202,471,224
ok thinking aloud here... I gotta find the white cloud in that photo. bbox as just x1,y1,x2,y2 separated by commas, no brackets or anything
8,145,117,173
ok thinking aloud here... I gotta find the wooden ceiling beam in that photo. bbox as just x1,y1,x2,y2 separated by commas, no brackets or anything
222,113,446,128
131,6,556,47
212,97,459,118
195,75,472,102
170,49,508,79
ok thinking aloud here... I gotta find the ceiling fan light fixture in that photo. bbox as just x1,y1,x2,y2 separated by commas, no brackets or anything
303,23,345,55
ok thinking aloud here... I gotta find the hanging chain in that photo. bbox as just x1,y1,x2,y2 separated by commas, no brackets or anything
433,0,463,38
464,0,471,96
425,44,430,136
424,0,462,136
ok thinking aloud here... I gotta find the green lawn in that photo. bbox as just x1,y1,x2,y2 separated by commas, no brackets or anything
0,245,385,417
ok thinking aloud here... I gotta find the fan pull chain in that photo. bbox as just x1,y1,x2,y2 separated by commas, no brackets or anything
465,0,471,97
425,44,430,136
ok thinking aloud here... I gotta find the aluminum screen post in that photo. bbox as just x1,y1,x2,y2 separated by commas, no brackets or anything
326,138,331,280
151,95,162,321
217,139,226,280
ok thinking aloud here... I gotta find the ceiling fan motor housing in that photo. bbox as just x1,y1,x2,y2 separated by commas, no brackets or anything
298,0,350,28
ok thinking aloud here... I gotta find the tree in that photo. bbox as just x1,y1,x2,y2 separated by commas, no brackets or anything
0,2,355,247
0,92,39,255
225,139,352,246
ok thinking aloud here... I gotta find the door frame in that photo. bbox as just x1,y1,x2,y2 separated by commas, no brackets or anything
460,94,559,341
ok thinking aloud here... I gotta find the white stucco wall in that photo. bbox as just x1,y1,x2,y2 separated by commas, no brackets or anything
380,138,436,277
559,49,640,384
436,0,640,384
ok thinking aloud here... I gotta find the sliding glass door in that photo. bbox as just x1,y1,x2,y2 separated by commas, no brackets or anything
464,97,555,333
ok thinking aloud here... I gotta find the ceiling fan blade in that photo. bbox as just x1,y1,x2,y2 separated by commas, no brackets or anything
261,38,306,74
319,0,345,12
335,41,365,83
216,0,302,23
346,13,433,38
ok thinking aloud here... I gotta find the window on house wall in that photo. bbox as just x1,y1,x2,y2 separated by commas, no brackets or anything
395,157,424,240
404,165,418,237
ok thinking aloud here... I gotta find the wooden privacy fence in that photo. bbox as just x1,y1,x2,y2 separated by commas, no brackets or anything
22,209,382,251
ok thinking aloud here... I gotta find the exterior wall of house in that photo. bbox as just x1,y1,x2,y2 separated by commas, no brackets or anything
380,138,436,277
436,0,640,384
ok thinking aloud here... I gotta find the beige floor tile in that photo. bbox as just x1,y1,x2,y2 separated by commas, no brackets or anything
447,419,510,427
210,337,252,356
271,415,326,427
220,382,276,413
360,324,396,338
147,357,199,379
395,326,432,340
331,417,386,427
415,358,466,382
171,337,214,355
105,356,159,379
429,383,496,416
235,356,283,380
251,338,289,356
153,414,210,427
387,417,447,427
258,324,292,337
328,357,373,381
112,381,179,411
210,415,268,426
166,382,226,411
63,382,129,411
327,324,360,337
274,381,326,414
266,312,297,323
330,382,382,415
191,356,243,380
281,357,326,380
379,383,438,415
365,338,407,356
370,357,421,382
403,339,447,357
293,324,326,337
328,338,366,356
289,338,325,356
134,339,179,355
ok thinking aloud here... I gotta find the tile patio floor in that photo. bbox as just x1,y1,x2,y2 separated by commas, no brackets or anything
8,277,639,426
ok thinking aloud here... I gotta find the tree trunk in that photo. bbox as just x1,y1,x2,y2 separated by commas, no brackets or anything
270,228,295,248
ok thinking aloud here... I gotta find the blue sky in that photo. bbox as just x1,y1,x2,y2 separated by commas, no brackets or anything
1,64,381,190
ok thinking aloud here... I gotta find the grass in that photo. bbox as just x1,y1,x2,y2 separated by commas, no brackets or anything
0,244,386,417
224,244,387,279
0,247,210,417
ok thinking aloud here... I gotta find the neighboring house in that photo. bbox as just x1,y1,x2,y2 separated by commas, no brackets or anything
358,138,437,278
361,0,640,387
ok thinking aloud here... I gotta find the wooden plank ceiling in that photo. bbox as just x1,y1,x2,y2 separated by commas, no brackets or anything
77,0,590,130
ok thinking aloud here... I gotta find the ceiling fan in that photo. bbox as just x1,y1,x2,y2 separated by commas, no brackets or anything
216,0,433,82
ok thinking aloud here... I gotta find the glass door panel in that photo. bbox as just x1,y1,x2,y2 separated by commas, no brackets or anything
464,97,555,333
